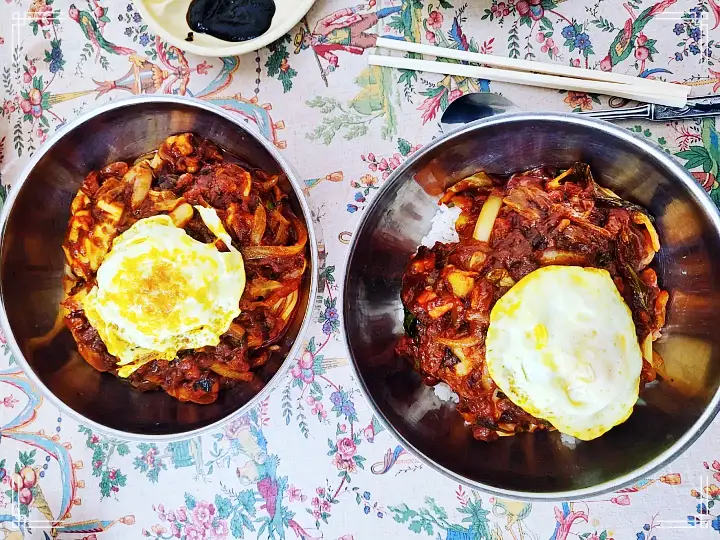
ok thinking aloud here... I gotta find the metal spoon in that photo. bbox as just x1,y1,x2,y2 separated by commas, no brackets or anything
440,93,519,131
440,93,720,132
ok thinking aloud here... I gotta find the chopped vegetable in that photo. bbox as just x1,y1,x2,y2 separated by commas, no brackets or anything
473,194,503,242
546,167,574,189
537,249,588,266
469,251,487,270
642,334,653,364
486,268,516,287
633,211,661,252
621,261,650,313
447,269,476,297
439,172,493,205
452,347,474,376
403,307,418,340
437,336,481,348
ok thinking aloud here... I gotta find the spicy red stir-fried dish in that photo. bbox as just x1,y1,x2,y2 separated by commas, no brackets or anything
396,163,668,441
61,133,307,404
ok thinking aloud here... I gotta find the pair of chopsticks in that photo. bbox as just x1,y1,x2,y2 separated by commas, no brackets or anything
369,38,689,108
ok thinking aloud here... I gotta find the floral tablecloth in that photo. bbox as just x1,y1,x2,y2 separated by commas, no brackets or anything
1,0,720,538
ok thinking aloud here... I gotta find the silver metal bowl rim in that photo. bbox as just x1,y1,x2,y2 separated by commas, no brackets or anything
0,95,320,442
342,111,720,501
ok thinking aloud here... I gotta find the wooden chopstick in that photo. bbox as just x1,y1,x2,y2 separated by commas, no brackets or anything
368,54,688,109
375,38,690,98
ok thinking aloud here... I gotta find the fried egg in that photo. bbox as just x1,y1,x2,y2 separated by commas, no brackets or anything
485,265,642,441
81,211,245,377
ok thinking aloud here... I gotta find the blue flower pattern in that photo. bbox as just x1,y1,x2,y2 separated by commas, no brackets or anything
330,390,358,422
671,6,719,64
44,40,65,74
561,25,576,39
574,33,591,50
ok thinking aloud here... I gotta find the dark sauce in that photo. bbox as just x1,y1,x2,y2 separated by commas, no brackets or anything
186,0,276,43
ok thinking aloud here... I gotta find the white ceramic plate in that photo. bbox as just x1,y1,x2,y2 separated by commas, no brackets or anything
134,0,316,57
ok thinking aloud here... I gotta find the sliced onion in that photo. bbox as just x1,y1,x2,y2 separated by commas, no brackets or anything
633,211,661,252
485,268,515,287
133,152,156,165
537,249,588,266
279,290,299,321
239,168,253,197
95,180,126,204
226,323,246,341
96,199,124,221
251,351,271,368
70,191,91,214
273,222,289,245
124,162,153,209
271,208,290,245
210,363,254,381
259,175,279,191
428,299,454,319
546,167,573,189
468,251,487,270
169,203,194,228
251,203,267,245
242,278,303,311
437,336,481,348
638,244,655,270
149,190,182,211
473,194,503,242
641,334,653,364
242,215,307,259
440,173,493,205
248,277,285,298
149,152,165,171
452,347,475,376
654,290,669,337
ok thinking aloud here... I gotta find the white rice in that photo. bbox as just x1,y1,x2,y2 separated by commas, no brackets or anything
560,432,579,448
432,382,460,404
421,205,461,247
421,205,463,405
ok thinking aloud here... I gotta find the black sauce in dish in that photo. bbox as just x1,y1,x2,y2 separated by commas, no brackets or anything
186,0,276,43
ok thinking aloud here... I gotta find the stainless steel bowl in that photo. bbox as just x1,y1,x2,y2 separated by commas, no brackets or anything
343,112,720,500
0,96,318,440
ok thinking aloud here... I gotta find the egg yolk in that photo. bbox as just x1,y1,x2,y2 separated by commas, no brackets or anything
81,213,246,377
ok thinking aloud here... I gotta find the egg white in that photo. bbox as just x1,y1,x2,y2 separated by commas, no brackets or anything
81,212,245,377
485,265,642,441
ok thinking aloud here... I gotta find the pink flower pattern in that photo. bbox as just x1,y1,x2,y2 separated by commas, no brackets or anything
427,11,443,29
